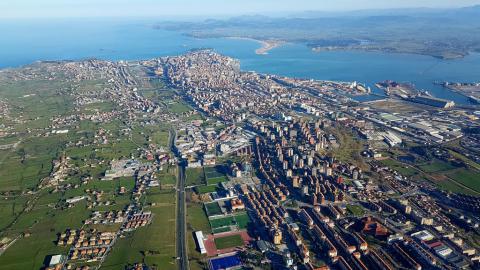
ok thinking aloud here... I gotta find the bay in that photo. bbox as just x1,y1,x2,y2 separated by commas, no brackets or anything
0,18,479,105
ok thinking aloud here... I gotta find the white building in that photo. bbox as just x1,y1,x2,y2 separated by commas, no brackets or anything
194,231,207,254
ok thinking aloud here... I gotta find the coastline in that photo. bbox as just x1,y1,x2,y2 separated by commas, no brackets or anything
311,46,467,60
227,37,285,55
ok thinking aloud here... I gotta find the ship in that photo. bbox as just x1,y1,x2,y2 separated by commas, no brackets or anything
469,96,480,104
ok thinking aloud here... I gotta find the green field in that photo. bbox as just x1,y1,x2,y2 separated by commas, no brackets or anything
187,203,211,233
83,101,115,112
210,216,236,229
380,158,418,177
234,213,251,229
0,136,66,191
214,234,244,249
208,212,250,233
0,200,90,270
204,202,222,216
446,169,480,193
448,150,480,171
346,204,366,216
157,166,177,187
436,179,479,196
186,203,210,270
418,160,457,173
186,168,206,186
204,167,224,179
196,185,218,194
206,176,228,185
168,102,192,114
202,166,228,189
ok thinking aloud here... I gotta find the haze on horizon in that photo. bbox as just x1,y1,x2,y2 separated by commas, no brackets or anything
1,0,480,19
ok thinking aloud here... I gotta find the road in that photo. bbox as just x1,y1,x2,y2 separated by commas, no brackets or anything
176,163,189,270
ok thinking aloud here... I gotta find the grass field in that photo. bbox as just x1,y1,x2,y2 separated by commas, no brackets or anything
214,234,244,249
201,166,228,192
210,216,236,229
234,213,251,229
0,136,66,191
204,166,224,178
448,150,480,171
328,127,365,167
196,185,218,194
418,160,457,173
436,179,479,196
380,158,418,177
206,176,228,185
157,166,177,188
346,204,366,216
186,168,205,186
208,212,250,233
0,196,28,231
186,203,210,270
187,203,211,233
446,169,480,193
205,202,222,217
168,102,192,114
0,200,89,270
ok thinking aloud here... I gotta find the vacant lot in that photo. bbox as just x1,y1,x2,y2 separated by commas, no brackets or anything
446,169,480,194
380,158,418,177
168,101,192,114
187,203,210,233
418,160,457,173
196,185,218,194
186,168,205,186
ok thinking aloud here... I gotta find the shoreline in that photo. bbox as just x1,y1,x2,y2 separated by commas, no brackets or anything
227,37,285,55
311,46,467,60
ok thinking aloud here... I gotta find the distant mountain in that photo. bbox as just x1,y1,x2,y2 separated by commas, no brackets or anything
291,5,480,18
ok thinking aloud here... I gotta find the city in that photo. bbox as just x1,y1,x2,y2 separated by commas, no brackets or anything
1,1,480,270
0,49,479,270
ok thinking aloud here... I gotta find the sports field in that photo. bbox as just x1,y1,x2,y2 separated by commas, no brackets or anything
208,212,251,233
214,234,244,249
210,216,236,229
234,213,250,229
205,202,222,216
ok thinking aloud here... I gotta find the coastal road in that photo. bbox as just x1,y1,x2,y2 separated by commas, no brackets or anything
176,163,189,270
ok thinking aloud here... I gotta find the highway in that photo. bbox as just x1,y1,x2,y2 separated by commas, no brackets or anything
176,163,189,270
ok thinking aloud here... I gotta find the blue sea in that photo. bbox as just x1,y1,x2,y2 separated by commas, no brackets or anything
1,18,479,105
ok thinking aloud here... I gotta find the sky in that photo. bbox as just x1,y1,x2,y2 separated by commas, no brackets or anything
1,0,480,19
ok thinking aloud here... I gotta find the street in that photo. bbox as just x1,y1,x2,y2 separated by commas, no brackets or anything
176,163,189,270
